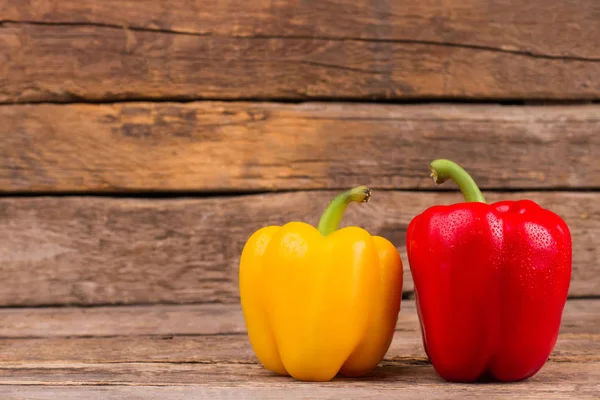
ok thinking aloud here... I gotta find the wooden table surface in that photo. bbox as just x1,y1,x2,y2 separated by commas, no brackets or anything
1,0,599,398
0,300,597,398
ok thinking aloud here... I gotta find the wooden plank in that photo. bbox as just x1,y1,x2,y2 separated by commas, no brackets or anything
4,332,595,365
0,300,596,364
0,303,249,338
0,329,595,365
1,103,599,192
0,382,598,400
0,362,597,397
0,300,597,338
0,192,597,306
1,384,599,400
1,23,599,103
2,0,600,60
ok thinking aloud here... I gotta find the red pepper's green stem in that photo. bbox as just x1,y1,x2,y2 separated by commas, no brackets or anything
429,159,486,203
317,186,372,236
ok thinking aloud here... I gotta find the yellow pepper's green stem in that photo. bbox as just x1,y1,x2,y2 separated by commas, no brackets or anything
429,159,486,203
317,186,372,236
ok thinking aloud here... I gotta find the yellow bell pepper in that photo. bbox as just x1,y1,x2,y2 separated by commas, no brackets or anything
239,186,403,381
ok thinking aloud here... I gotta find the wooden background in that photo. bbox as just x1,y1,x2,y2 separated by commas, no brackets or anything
0,0,599,398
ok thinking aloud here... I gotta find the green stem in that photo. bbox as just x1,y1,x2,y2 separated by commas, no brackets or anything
429,159,486,203
317,186,372,236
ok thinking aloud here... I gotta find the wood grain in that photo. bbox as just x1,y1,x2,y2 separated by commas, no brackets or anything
0,362,597,396
1,1,598,396
0,303,250,338
0,300,597,338
2,102,599,192
0,300,596,397
0,22,599,103
2,330,597,365
1,191,597,306
0,383,598,400
3,0,600,59
0,300,596,364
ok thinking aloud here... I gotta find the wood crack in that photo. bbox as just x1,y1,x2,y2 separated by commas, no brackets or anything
293,60,384,75
1,19,599,63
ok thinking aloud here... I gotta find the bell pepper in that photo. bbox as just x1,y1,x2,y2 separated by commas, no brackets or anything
239,186,403,381
406,159,572,382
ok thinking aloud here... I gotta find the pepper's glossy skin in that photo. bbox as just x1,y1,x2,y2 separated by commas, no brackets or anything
240,222,403,381
407,200,571,382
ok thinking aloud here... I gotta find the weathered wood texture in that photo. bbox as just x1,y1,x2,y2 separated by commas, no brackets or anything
1,1,598,397
0,0,598,57
2,0,600,102
1,332,596,366
0,301,597,363
1,103,599,192
1,0,598,58
0,192,597,306
1,300,598,339
0,300,597,397
0,21,599,103
4,0,600,60
0,362,597,393
0,383,598,400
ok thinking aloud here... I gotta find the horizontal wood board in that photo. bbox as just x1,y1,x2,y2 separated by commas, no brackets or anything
0,298,597,337
0,191,597,306
0,362,596,395
0,21,599,102
0,383,597,400
1,103,599,192
2,0,599,60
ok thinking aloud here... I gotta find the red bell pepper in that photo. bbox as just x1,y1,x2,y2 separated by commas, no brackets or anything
406,159,571,382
